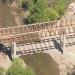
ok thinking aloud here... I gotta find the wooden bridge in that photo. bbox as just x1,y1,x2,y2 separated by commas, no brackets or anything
0,17,75,58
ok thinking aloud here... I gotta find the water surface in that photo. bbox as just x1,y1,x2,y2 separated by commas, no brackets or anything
21,53,60,75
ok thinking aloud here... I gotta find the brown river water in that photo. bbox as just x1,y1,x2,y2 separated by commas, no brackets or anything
21,53,60,75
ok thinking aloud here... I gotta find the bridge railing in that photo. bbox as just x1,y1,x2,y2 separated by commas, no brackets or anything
0,17,75,45
0,16,75,36
0,21,57,36
0,23,75,45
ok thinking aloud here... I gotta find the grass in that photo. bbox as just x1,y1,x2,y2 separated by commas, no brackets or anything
21,53,60,75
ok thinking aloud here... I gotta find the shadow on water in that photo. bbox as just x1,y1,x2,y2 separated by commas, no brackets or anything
52,39,63,54
0,43,12,60
21,53,60,75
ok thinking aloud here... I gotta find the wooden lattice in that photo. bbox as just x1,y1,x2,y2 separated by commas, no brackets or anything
0,17,75,45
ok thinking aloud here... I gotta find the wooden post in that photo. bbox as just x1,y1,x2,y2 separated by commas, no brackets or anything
61,30,66,54
11,42,17,59
60,19,66,54
63,33,66,54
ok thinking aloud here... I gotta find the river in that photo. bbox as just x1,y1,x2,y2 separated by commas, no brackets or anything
21,53,60,75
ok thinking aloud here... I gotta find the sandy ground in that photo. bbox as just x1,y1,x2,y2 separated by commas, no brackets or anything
0,53,11,70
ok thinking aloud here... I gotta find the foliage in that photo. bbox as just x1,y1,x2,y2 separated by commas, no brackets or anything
6,58,35,75
0,67,5,75
25,67,36,75
28,0,52,23
17,0,26,6
48,8,59,20
2,0,72,24
4,0,71,23
54,0,70,16
19,0,70,23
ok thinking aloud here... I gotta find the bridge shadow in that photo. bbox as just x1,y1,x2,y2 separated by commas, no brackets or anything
52,39,63,54
0,43,12,60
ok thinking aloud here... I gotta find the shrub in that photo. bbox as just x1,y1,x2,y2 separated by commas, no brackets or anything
54,0,69,16
27,0,70,23
0,67,5,75
17,0,71,23
28,0,51,23
17,0,26,6
6,58,35,75
25,67,36,75
48,8,59,20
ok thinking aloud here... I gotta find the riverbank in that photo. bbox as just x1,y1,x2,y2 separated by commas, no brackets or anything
0,2,25,28
0,53,11,70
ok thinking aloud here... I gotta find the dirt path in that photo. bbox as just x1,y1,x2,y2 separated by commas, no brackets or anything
0,2,25,28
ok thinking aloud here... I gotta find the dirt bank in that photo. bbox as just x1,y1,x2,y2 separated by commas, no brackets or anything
0,53,11,70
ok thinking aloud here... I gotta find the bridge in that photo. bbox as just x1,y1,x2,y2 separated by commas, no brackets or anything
0,16,75,59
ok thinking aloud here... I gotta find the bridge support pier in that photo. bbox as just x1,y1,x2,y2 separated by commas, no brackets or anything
63,35,66,55
11,42,17,59
60,31,66,54
60,19,66,54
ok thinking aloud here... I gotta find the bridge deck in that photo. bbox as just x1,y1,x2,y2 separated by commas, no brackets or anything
0,24,75,45
15,33,75,56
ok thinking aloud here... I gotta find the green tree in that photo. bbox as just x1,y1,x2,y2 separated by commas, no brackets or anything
6,58,35,75
27,0,59,23
54,0,70,15
28,0,53,23
17,0,70,24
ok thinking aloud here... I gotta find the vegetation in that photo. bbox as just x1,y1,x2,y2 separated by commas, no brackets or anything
28,0,52,23
53,0,70,16
17,0,71,24
0,0,71,24
0,67,5,75
6,58,35,75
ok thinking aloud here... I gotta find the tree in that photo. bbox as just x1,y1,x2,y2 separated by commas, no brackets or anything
28,0,50,23
27,0,59,23
6,58,35,75
16,0,70,24
48,8,59,20
54,0,70,15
